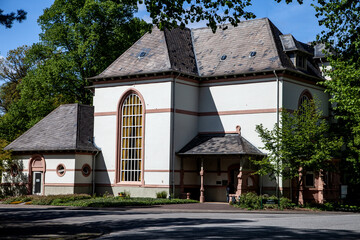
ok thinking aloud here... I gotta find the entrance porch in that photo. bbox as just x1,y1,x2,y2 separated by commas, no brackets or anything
177,132,265,202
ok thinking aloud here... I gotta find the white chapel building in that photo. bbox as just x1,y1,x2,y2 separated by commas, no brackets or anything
4,18,336,203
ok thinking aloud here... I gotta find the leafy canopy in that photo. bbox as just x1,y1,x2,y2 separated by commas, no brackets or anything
0,46,31,113
0,9,27,28
321,61,360,184
0,0,151,142
255,100,342,181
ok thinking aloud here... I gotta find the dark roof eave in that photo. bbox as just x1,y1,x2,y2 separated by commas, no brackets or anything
9,149,100,154
177,152,266,156
87,67,322,87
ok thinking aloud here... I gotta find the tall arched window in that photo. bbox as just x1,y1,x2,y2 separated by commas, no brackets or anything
117,91,144,182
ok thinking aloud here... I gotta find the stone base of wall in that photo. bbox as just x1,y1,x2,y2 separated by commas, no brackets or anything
96,186,170,198
45,186,75,195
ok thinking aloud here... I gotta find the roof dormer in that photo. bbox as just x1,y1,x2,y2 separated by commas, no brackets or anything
279,34,313,71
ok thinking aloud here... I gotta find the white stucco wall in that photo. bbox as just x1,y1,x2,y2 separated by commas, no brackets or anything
282,79,329,116
199,80,279,112
93,80,173,189
174,81,199,152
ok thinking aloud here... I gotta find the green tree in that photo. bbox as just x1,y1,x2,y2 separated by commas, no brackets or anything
255,100,342,204
321,61,360,185
314,1,360,188
0,9,27,28
0,46,31,113
313,1,360,62
0,0,150,142
140,0,306,32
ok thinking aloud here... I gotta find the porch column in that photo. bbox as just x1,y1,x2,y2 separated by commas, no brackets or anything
200,158,205,203
180,158,184,195
298,171,304,205
236,158,244,196
317,171,324,204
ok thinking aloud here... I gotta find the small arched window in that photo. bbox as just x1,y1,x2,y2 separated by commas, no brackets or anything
298,89,313,113
117,91,144,182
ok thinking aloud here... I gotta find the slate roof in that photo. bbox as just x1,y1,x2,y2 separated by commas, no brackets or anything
90,27,197,79
279,34,310,53
4,104,98,153
90,18,323,81
178,134,264,156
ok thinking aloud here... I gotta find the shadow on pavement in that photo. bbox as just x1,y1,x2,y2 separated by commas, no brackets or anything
1,207,359,239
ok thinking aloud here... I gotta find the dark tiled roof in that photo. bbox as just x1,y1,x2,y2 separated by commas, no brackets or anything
314,43,327,59
279,34,309,53
178,134,264,155
89,18,323,80
91,27,172,79
164,28,198,75
4,104,98,152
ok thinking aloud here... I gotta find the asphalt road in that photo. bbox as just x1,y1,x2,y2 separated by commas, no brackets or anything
1,204,360,239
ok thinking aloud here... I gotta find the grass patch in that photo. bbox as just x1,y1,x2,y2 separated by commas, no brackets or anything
53,197,198,207
1,194,198,207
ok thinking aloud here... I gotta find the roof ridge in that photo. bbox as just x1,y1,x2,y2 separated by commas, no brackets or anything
75,104,80,150
190,18,269,30
264,18,286,69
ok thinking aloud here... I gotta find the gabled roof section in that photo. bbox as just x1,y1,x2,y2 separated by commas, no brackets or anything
178,134,264,156
4,104,98,152
90,27,172,79
192,18,284,76
90,27,198,79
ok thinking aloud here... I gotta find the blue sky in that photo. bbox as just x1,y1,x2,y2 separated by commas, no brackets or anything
0,0,324,58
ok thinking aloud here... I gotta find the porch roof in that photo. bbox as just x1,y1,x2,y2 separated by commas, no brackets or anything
177,133,265,156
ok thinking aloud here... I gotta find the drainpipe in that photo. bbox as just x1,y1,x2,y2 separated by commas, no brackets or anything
91,138,101,196
170,73,181,198
273,70,280,199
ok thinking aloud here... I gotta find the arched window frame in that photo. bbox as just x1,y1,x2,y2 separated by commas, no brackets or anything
298,89,313,109
115,89,145,185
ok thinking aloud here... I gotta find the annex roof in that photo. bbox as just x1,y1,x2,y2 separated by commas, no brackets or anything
90,18,322,81
178,134,265,156
4,104,98,153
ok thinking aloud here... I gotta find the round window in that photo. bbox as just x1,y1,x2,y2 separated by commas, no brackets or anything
56,164,66,177
10,164,19,177
81,164,91,177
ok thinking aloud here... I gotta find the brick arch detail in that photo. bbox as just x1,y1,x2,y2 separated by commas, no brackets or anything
28,154,46,195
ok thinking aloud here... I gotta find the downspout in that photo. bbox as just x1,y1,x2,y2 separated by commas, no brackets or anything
273,70,280,199
91,138,101,196
170,73,181,198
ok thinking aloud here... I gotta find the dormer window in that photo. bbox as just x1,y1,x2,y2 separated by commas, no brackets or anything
297,55,307,70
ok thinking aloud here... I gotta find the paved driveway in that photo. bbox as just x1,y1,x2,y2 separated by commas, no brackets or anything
1,203,360,239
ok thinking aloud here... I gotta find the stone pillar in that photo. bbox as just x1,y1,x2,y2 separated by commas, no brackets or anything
180,158,184,195
236,159,244,196
317,171,324,204
200,159,205,203
298,172,304,205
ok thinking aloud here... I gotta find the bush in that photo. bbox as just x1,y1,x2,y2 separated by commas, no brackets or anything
234,193,294,210
237,192,261,210
156,191,168,199
279,197,295,209
117,190,130,199
2,195,33,204
31,194,91,205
